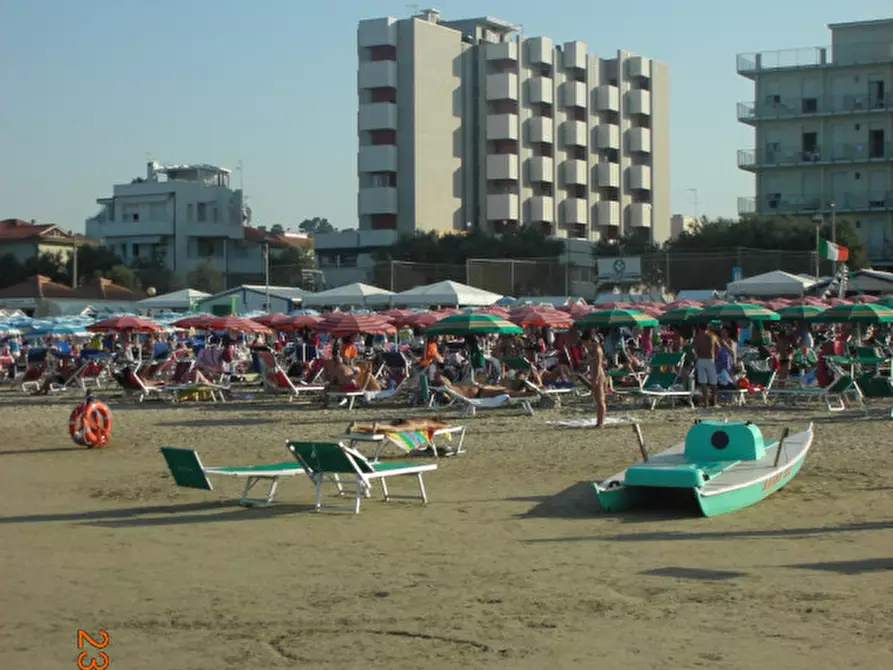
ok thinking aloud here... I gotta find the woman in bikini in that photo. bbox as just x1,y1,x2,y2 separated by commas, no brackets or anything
586,336,608,428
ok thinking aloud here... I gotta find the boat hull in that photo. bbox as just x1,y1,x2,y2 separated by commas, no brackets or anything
593,424,813,517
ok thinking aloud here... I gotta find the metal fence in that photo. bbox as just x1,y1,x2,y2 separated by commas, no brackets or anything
368,248,823,297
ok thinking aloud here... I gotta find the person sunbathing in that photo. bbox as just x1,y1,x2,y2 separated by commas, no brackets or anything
437,375,532,399
528,362,573,387
323,358,382,393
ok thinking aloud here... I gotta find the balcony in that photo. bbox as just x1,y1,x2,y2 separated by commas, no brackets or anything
528,76,553,105
487,193,519,220
595,124,620,150
358,146,398,173
628,203,652,228
358,102,397,131
89,219,174,238
595,201,620,227
626,89,651,116
527,37,553,65
736,41,893,77
486,72,519,101
358,19,397,48
594,85,620,112
487,154,518,181
562,159,587,186
486,40,518,62
739,191,893,216
627,165,651,191
527,116,553,144
628,127,651,153
358,187,398,214
738,142,893,170
563,41,587,70
528,156,554,183
563,120,587,147
562,81,587,108
486,113,519,140
595,162,620,188
737,95,890,123
561,198,588,224
626,56,651,80
528,196,555,222
358,60,397,89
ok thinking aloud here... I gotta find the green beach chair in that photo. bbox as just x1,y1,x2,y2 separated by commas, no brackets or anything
636,352,695,410
286,440,437,514
160,446,307,507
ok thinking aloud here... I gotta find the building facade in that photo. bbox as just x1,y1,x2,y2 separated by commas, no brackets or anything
0,218,84,264
737,18,893,265
85,162,313,287
356,9,670,244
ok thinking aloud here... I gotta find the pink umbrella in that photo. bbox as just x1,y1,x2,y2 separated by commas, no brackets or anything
852,294,879,303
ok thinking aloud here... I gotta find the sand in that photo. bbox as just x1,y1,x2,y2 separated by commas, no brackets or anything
1,389,891,669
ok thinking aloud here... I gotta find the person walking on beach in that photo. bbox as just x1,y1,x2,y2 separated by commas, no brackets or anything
586,335,608,427
693,324,719,407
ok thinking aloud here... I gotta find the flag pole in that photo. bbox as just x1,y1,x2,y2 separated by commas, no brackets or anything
814,221,820,279
264,241,271,312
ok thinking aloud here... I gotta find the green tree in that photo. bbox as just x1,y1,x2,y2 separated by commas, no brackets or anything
106,264,142,291
68,245,122,286
132,250,177,294
270,224,285,234
270,245,317,286
377,227,564,265
187,259,225,294
297,217,335,235
24,251,67,283
0,253,26,289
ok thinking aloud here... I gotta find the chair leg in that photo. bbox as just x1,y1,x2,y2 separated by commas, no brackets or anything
314,475,323,511
416,473,428,504
379,477,390,501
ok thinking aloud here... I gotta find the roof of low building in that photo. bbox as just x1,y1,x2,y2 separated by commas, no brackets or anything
0,218,87,244
0,274,76,299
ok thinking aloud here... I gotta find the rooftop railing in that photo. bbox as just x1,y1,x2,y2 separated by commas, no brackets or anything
737,41,893,73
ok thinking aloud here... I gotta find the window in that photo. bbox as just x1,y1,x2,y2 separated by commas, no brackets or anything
197,203,207,222
187,204,194,222
869,129,885,158
801,98,818,113
132,244,140,258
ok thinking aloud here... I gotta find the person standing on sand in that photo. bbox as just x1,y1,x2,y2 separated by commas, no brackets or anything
586,336,608,428
692,323,719,407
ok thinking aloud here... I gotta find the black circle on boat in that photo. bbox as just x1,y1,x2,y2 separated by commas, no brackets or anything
711,430,730,450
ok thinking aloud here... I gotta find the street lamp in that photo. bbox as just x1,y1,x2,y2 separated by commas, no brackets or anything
811,213,822,279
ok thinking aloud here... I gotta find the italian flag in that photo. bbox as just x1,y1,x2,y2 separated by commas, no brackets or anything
820,239,849,261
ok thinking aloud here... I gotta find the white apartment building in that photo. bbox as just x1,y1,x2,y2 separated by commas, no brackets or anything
737,18,893,264
86,162,305,287
356,9,670,244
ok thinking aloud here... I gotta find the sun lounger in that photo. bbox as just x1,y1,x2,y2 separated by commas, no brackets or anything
344,424,467,460
769,374,865,412
257,351,325,401
434,385,535,417
634,352,696,410
160,446,306,507
286,440,437,514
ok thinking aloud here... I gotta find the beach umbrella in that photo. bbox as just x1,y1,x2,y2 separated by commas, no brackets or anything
87,316,165,333
315,312,396,337
807,302,893,324
252,313,289,327
875,295,893,308
658,306,701,325
508,306,574,329
401,311,447,329
424,312,523,336
274,314,323,331
574,308,658,329
776,304,826,321
557,303,592,319
379,308,418,327
692,302,780,323
172,314,215,329
26,323,90,337
205,315,273,333
476,305,510,318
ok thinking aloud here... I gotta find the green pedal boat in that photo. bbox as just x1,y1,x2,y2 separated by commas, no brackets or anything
594,420,814,517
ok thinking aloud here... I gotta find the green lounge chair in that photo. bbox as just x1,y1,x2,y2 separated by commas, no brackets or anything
286,440,437,514
636,352,695,410
769,374,864,412
160,446,306,507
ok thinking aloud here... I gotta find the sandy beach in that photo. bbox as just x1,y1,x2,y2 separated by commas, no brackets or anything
1,390,891,669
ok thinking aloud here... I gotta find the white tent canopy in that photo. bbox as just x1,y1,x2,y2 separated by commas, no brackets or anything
392,280,503,307
137,288,210,311
302,282,394,307
726,270,816,297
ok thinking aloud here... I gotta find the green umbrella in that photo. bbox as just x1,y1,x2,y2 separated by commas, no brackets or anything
424,312,523,336
658,306,701,325
776,304,826,321
807,303,893,324
875,295,893,308
692,302,780,322
574,308,658,329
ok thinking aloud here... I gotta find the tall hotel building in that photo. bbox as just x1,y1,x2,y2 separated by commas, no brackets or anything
355,9,670,243
737,18,893,265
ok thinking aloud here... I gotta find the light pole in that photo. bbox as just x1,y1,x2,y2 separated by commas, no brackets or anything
811,214,822,278
686,188,699,220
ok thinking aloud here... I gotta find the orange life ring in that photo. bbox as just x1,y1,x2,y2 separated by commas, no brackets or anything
69,400,112,448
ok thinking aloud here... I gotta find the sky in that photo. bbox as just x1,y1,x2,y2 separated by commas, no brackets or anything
1,0,890,233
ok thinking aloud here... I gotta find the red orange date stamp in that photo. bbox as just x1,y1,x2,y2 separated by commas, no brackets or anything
76,629,109,670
